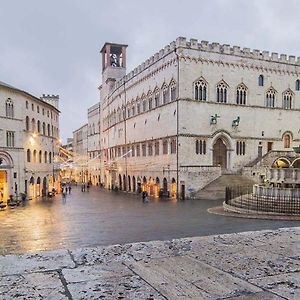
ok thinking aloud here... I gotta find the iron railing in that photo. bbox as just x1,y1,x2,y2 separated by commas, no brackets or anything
225,186,300,215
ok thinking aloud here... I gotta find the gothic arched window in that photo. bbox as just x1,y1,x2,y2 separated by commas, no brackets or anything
39,150,42,163
170,80,177,101
282,89,293,109
216,81,228,103
266,87,276,107
236,83,247,105
142,94,147,112
296,79,300,91
283,133,291,148
27,149,31,162
37,120,41,133
31,118,36,132
26,116,30,131
258,75,264,87
162,83,169,104
5,99,14,118
154,88,160,107
194,78,207,101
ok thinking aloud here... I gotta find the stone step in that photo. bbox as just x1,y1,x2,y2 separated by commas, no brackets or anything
195,174,255,200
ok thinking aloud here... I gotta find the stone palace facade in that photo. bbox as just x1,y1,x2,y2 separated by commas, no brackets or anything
94,37,300,199
0,81,60,201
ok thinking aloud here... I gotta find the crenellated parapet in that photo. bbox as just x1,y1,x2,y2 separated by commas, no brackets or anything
113,36,300,93
176,36,300,65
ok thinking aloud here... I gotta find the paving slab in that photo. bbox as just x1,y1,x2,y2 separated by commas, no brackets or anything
0,271,68,300
67,275,165,300
190,243,300,280
0,249,75,276
225,291,284,299
126,256,262,299
62,262,133,283
249,271,300,300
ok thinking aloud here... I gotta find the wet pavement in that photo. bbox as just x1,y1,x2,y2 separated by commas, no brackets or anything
1,186,300,255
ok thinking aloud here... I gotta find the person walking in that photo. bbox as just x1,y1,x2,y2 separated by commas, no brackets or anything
145,191,149,203
68,186,72,194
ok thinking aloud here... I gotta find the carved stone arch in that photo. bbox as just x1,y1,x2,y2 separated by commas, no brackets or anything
272,157,291,168
0,151,14,167
291,158,300,168
237,82,248,90
211,131,233,170
216,79,229,88
161,81,168,90
194,76,208,85
153,86,159,94
282,131,293,148
282,88,294,97
211,130,233,150
147,89,152,96
169,78,176,86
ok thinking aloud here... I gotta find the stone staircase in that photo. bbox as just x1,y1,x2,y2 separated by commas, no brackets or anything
194,174,256,200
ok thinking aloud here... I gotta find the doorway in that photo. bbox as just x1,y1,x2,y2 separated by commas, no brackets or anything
0,171,8,202
213,138,227,169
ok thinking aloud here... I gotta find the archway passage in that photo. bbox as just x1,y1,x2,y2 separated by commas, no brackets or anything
213,138,227,169
42,177,47,196
148,177,154,196
155,177,160,198
119,174,122,190
0,171,8,202
132,176,136,192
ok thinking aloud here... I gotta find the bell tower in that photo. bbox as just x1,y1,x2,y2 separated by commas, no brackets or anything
100,43,128,93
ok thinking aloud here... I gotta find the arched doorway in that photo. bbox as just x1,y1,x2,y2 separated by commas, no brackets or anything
142,176,147,192
163,178,168,194
128,175,131,191
123,174,127,191
0,151,14,202
132,176,136,192
42,177,47,196
155,177,160,197
171,178,176,198
118,174,122,190
213,138,228,169
148,177,154,196
0,171,8,202
137,176,141,193
29,176,35,199
36,177,41,197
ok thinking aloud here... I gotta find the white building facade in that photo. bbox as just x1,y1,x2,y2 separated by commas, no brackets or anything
0,82,60,201
72,124,88,183
87,103,101,185
98,38,300,199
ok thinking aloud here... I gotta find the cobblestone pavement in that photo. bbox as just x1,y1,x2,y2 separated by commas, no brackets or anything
1,227,300,299
1,187,300,255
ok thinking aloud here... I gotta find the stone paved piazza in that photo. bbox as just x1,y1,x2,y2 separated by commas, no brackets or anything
1,227,300,299
1,187,300,255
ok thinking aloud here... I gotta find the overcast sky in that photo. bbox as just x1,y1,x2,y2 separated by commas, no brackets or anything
1,0,299,142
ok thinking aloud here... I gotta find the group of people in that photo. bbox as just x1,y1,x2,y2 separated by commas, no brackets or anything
81,183,90,192
61,185,72,198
